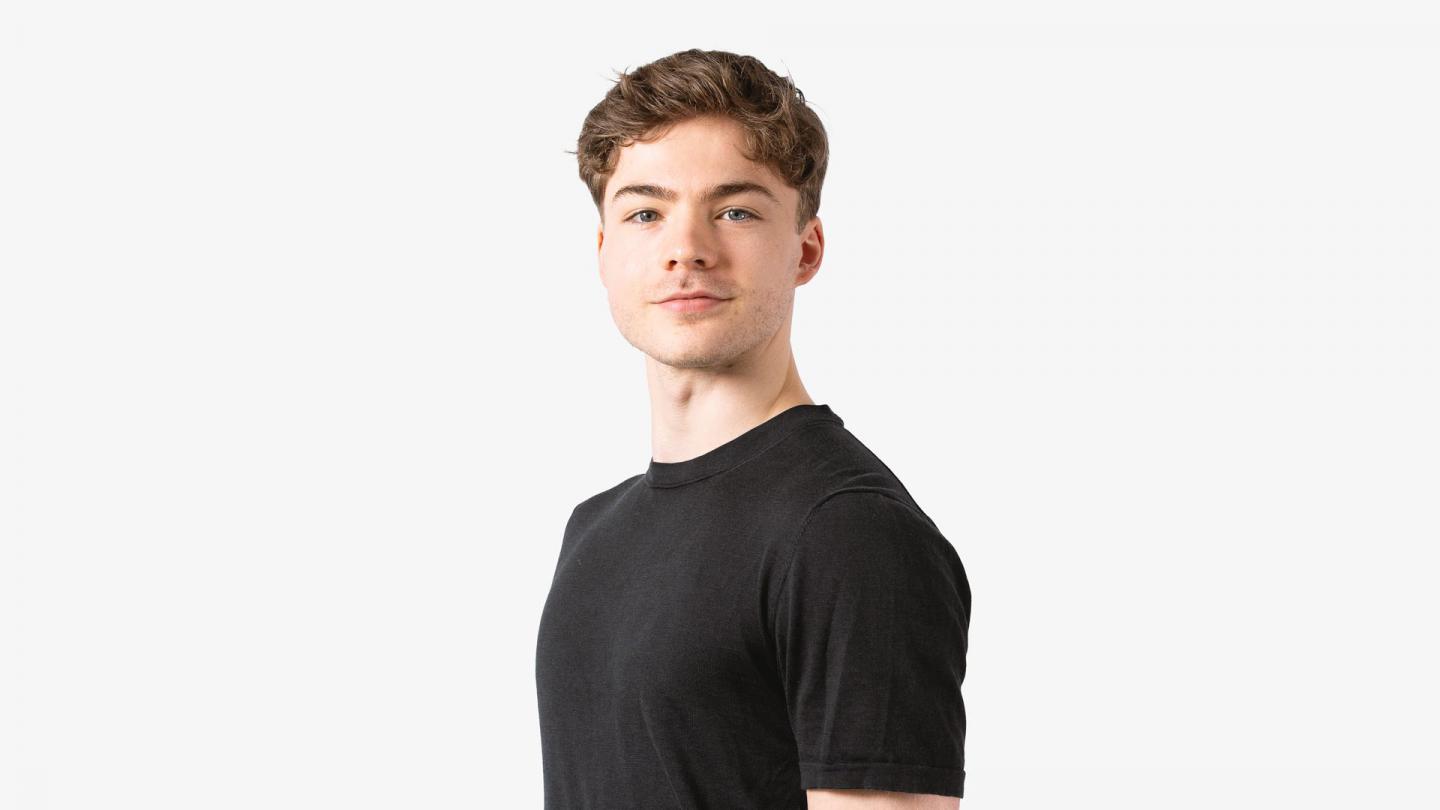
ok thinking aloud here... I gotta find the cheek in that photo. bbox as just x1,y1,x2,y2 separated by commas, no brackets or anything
601,275,645,320
597,255,633,294
751,282,796,319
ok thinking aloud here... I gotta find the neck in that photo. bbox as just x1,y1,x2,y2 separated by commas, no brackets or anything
645,347,813,465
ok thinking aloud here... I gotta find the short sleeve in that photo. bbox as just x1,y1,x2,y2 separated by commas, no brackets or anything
771,491,971,798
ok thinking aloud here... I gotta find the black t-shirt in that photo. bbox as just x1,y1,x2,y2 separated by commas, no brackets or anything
535,403,970,808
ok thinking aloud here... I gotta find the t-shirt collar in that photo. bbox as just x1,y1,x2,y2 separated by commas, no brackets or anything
644,403,843,488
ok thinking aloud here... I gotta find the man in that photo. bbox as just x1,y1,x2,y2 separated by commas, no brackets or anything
536,49,971,809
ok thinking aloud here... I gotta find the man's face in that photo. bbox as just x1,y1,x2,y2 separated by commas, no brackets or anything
596,114,822,371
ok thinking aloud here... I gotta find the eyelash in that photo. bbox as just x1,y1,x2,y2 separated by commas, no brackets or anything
624,208,759,224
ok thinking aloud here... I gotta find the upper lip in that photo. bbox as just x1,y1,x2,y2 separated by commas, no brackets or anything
658,290,725,303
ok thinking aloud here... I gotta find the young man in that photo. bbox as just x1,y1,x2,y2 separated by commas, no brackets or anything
535,49,971,809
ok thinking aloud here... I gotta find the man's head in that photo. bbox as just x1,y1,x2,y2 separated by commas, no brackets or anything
574,49,829,372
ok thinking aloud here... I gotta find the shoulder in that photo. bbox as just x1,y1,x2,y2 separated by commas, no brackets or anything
766,420,933,512
804,488,938,534
769,419,953,569
768,488,972,654
768,489,967,617
565,473,645,530
791,489,954,572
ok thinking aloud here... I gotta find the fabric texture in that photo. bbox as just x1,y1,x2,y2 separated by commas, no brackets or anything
535,404,970,809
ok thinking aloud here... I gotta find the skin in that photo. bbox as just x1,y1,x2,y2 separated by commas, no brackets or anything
595,113,959,810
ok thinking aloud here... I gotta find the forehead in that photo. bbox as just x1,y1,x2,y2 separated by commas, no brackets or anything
607,116,786,192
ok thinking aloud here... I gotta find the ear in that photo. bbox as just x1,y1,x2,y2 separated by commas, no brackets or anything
596,222,611,287
795,216,824,286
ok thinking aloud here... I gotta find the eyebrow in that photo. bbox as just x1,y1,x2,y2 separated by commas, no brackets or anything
609,181,780,207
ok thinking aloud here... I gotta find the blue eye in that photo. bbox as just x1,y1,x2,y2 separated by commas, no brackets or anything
624,208,759,224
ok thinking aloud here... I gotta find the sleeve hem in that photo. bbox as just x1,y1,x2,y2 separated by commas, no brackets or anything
800,760,965,798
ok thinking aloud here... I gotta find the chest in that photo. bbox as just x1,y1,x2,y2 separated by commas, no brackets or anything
536,506,784,710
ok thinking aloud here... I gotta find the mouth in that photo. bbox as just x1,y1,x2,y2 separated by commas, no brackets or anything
656,295,727,314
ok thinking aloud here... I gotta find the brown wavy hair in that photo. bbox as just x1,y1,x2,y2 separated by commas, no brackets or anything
571,49,829,234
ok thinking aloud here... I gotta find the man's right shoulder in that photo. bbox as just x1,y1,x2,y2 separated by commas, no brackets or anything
567,473,645,526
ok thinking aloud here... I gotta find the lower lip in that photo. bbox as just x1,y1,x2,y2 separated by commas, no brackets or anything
659,297,725,313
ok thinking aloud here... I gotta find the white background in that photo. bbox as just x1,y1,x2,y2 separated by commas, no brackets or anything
2,3,1437,809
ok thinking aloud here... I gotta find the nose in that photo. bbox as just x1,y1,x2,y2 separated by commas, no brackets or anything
666,207,718,271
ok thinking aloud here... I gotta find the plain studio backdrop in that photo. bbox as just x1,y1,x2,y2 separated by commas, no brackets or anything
1,3,1436,809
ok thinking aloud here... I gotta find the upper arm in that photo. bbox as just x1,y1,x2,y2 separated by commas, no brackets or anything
773,490,971,800
806,787,961,809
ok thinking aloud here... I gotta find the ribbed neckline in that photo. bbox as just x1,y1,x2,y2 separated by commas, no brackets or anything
644,403,843,488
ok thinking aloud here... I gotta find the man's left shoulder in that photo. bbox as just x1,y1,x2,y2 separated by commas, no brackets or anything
798,487,952,561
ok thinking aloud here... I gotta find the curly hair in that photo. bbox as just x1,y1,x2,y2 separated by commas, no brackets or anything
571,49,829,234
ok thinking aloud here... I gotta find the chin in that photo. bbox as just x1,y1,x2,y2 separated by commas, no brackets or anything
644,339,742,370
654,355,724,370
